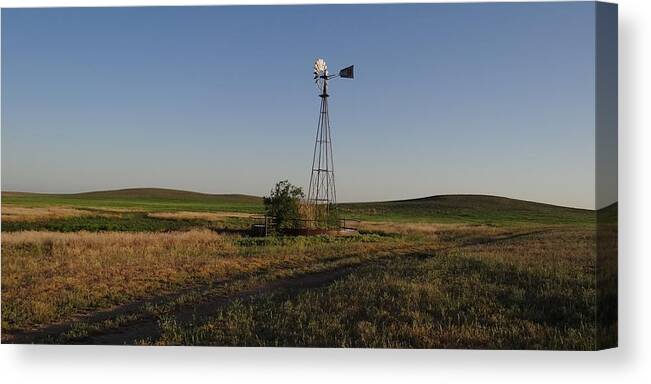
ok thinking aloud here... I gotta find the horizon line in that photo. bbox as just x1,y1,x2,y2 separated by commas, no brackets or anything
0,186,613,211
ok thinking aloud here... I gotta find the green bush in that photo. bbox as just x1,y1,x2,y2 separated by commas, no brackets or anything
263,180,304,231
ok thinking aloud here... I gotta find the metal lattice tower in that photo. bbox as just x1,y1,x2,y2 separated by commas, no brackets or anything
307,70,336,223
307,58,354,227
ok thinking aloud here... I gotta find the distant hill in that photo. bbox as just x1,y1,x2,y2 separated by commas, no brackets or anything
2,188,263,213
339,194,595,226
2,188,596,225
67,188,261,203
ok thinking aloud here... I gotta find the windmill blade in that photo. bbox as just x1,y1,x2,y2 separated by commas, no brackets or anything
314,58,328,76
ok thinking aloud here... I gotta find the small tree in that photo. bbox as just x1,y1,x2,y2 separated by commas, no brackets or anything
264,180,305,231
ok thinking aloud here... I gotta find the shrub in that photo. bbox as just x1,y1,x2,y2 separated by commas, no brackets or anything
263,180,305,230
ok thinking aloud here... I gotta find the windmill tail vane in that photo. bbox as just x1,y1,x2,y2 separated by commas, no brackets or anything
307,58,354,228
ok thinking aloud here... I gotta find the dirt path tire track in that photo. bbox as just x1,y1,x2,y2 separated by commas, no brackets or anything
86,265,358,345
3,258,382,345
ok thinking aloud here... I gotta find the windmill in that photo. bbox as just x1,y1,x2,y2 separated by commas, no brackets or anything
307,58,354,228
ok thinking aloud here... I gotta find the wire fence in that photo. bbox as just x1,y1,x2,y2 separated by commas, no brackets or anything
250,215,360,236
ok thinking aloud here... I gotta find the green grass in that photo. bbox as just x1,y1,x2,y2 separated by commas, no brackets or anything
2,188,264,213
340,194,595,226
1,212,213,232
3,188,595,227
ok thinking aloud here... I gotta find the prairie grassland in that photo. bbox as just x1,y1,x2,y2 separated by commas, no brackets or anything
1,228,424,333
147,211,255,221
2,189,264,214
340,195,594,226
151,228,598,349
1,211,209,233
1,195,606,348
358,221,512,238
1,205,257,233
4,189,594,226
1,206,106,222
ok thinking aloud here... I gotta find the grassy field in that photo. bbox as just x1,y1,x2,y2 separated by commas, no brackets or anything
340,195,595,226
3,188,595,226
2,189,264,213
146,227,597,349
1,188,613,349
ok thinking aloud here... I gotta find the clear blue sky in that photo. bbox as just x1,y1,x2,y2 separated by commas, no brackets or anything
2,3,599,208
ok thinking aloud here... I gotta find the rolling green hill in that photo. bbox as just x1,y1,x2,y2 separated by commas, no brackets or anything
2,188,596,226
339,194,595,226
2,188,264,213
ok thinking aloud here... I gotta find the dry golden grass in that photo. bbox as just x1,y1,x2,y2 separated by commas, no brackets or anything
155,228,599,349
2,229,237,329
358,220,508,237
1,206,102,222
2,214,601,350
1,222,543,334
1,229,412,331
147,211,254,221
298,202,316,223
